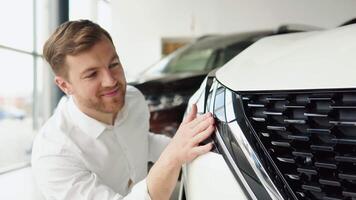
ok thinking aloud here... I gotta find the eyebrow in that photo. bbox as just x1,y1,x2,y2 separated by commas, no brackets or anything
80,67,98,78
110,54,119,62
80,54,119,77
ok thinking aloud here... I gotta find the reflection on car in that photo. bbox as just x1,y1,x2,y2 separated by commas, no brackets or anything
180,24,356,200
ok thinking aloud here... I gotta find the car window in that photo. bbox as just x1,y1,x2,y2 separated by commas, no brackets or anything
223,41,253,63
164,48,214,73
143,45,189,75
206,49,224,71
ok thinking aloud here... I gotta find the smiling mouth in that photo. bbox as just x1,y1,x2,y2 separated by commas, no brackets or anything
102,87,119,97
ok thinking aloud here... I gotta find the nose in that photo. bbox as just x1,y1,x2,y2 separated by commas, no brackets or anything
102,69,117,87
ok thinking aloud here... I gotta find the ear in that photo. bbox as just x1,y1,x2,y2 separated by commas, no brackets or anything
54,76,73,95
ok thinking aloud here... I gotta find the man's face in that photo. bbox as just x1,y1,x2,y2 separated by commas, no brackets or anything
56,37,127,115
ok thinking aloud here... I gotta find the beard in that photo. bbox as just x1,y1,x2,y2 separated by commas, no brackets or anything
77,84,126,115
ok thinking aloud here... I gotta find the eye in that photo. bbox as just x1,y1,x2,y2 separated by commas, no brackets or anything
109,62,119,69
84,71,97,79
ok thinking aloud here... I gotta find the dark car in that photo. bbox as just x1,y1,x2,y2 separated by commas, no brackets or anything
131,25,321,136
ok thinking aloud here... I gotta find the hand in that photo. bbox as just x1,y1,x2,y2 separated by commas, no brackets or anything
162,104,215,166
146,104,215,200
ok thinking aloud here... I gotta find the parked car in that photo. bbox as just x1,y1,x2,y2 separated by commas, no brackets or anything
0,106,26,120
180,24,356,200
131,25,320,136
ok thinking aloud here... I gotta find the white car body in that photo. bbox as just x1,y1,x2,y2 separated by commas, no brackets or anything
218,25,356,91
181,24,356,200
182,152,248,200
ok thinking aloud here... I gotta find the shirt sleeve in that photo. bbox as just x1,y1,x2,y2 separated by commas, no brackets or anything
147,132,171,162
32,152,152,200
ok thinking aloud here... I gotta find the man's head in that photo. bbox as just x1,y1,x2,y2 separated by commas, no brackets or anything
43,20,126,119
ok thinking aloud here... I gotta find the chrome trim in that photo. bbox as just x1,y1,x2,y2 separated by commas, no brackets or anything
208,80,219,112
178,168,185,200
215,129,258,200
228,123,284,200
225,90,284,200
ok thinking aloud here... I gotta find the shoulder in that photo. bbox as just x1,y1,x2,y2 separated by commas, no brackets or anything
123,85,150,121
125,85,148,110
125,85,146,102
31,97,76,162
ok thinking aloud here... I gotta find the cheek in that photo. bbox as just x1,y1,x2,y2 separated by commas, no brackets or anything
77,81,101,97
115,69,126,83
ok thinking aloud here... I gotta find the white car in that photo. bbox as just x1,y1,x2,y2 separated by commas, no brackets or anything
180,24,356,200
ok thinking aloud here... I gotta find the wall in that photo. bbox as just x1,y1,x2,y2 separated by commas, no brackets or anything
111,0,356,79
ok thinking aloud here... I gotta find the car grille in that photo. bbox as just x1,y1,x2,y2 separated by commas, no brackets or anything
240,90,356,200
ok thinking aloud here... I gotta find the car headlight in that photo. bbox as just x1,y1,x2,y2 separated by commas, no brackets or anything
202,80,284,200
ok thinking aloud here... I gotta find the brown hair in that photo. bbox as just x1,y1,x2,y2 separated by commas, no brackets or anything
43,19,113,79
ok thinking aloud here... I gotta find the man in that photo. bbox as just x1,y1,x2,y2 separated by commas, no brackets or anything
31,20,214,200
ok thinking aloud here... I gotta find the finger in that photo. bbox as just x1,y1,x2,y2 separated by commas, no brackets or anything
188,112,212,129
182,104,197,124
191,125,215,145
191,116,214,134
191,143,213,158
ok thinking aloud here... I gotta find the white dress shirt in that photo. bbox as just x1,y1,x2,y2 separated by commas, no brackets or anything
31,86,171,200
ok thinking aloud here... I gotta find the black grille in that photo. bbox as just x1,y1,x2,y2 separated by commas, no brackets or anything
240,91,356,200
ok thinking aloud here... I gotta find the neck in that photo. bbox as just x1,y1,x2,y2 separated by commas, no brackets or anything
73,98,118,125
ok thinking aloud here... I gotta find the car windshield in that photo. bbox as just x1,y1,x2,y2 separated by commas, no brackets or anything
163,48,214,73
143,32,263,75
144,44,215,74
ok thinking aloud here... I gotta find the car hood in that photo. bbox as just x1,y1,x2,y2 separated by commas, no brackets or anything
134,71,206,84
131,72,207,94
216,24,356,92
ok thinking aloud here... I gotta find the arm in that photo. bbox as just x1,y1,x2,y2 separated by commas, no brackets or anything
146,104,215,200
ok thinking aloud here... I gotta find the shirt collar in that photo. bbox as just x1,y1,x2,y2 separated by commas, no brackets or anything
67,96,107,139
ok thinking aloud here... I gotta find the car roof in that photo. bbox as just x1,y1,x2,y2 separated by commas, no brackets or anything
190,24,322,51
216,24,356,92
188,30,274,51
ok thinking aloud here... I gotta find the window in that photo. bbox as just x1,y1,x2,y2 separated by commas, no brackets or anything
0,1,33,51
0,0,45,173
0,0,113,173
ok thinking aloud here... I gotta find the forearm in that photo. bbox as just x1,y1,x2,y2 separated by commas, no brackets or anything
146,148,181,200
146,105,214,200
